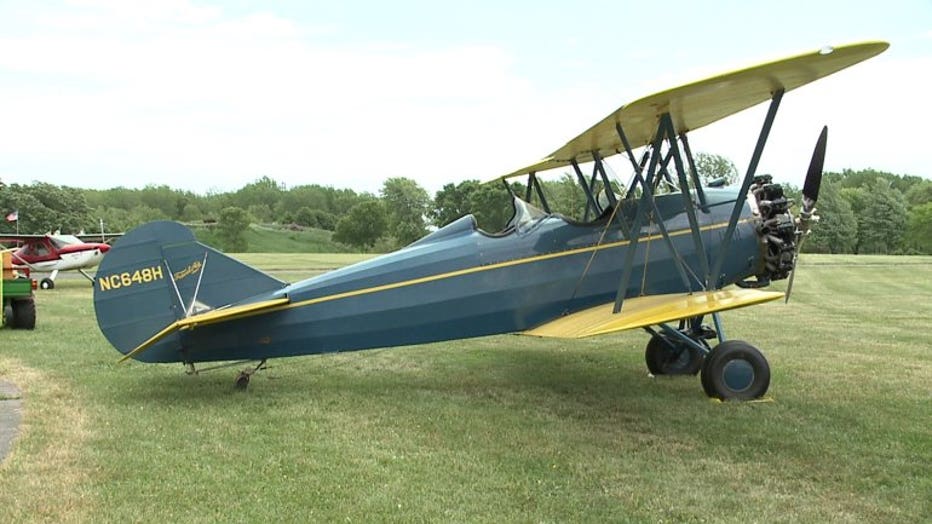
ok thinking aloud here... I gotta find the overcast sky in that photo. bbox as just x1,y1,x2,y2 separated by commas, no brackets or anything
1,0,929,195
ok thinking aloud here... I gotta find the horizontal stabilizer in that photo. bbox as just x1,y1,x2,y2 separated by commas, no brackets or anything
118,297,290,362
525,288,784,339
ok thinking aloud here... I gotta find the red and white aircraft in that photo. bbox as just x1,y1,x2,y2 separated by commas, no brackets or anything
0,233,115,289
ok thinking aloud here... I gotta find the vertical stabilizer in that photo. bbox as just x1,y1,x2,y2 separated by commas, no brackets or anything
93,221,286,362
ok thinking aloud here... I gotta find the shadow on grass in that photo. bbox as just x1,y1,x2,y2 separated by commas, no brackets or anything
107,340,710,423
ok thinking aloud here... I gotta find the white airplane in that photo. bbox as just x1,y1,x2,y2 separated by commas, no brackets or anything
1,233,116,289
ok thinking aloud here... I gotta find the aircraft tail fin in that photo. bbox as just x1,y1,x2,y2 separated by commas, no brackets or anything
93,221,287,362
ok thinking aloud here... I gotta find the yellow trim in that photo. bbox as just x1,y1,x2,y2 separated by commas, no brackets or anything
119,322,180,363
175,298,290,330
524,288,784,339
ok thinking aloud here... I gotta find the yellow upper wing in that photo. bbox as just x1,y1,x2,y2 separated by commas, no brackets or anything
491,41,888,182
525,288,784,339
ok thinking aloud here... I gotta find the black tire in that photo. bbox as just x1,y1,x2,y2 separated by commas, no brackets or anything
645,333,704,376
701,340,770,400
3,304,13,327
234,372,250,390
11,297,36,330
39,278,54,290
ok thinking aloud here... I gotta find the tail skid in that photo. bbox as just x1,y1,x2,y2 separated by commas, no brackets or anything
93,221,288,363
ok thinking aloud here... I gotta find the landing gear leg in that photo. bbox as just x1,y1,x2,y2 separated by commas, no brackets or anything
644,333,704,375
644,318,716,376
78,269,95,286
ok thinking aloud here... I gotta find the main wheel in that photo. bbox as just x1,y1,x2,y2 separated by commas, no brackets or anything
645,334,703,376
39,278,54,290
701,340,770,400
11,297,36,330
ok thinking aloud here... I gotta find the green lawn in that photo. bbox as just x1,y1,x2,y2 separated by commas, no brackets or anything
193,224,352,253
0,254,929,522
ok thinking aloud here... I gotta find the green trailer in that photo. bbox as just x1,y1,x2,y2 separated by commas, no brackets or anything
2,252,36,329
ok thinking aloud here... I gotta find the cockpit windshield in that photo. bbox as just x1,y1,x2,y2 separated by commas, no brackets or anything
49,235,81,249
505,196,548,233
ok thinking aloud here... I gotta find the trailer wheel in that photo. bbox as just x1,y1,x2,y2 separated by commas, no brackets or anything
3,304,13,327
11,297,36,329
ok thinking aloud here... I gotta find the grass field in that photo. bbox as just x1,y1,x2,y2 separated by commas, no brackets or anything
194,224,352,253
0,254,929,522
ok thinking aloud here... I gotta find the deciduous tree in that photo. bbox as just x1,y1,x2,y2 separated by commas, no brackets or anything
433,180,480,227
855,179,908,254
693,152,739,185
904,202,932,254
381,177,429,246
332,200,387,249
804,180,857,253
217,206,250,252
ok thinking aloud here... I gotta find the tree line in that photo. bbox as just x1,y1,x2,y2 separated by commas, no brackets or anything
0,165,929,254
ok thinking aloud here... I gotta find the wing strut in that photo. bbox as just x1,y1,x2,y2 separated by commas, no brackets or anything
612,114,719,313
678,133,709,212
709,89,784,288
615,123,645,181
570,159,601,221
612,120,668,313
591,151,618,208
664,119,710,288
523,173,552,213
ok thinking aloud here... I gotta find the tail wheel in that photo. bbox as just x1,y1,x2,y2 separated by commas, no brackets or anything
645,334,704,376
701,340,770,400
11,297,36,330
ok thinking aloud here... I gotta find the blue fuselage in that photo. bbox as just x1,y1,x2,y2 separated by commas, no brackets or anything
165,189,762,364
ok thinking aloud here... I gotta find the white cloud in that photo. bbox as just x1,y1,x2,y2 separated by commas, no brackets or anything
0,2,568,192
0,2,927,196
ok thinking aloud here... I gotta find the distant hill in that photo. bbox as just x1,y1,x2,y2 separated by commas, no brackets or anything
193,223,353,253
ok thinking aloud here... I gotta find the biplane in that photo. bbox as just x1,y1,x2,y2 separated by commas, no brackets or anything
93,41,887,399
0,233,116,289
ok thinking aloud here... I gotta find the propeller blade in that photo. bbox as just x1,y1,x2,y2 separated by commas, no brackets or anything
786,126,827,304
802,126,828,204
784,237,806,304
784,261,798,303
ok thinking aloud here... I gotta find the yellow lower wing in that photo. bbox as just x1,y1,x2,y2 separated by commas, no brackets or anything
119,297,290,363
525,288,784,339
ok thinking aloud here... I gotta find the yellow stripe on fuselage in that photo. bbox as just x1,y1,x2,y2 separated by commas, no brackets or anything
136,218,749,351
281,218,746,312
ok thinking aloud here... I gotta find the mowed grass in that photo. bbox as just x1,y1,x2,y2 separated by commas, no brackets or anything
194,224,352,254
0,254,929,522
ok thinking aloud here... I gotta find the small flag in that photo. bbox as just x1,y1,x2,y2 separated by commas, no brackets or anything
5,210,18,222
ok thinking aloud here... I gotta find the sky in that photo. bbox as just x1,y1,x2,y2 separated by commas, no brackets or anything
0,0,930,196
